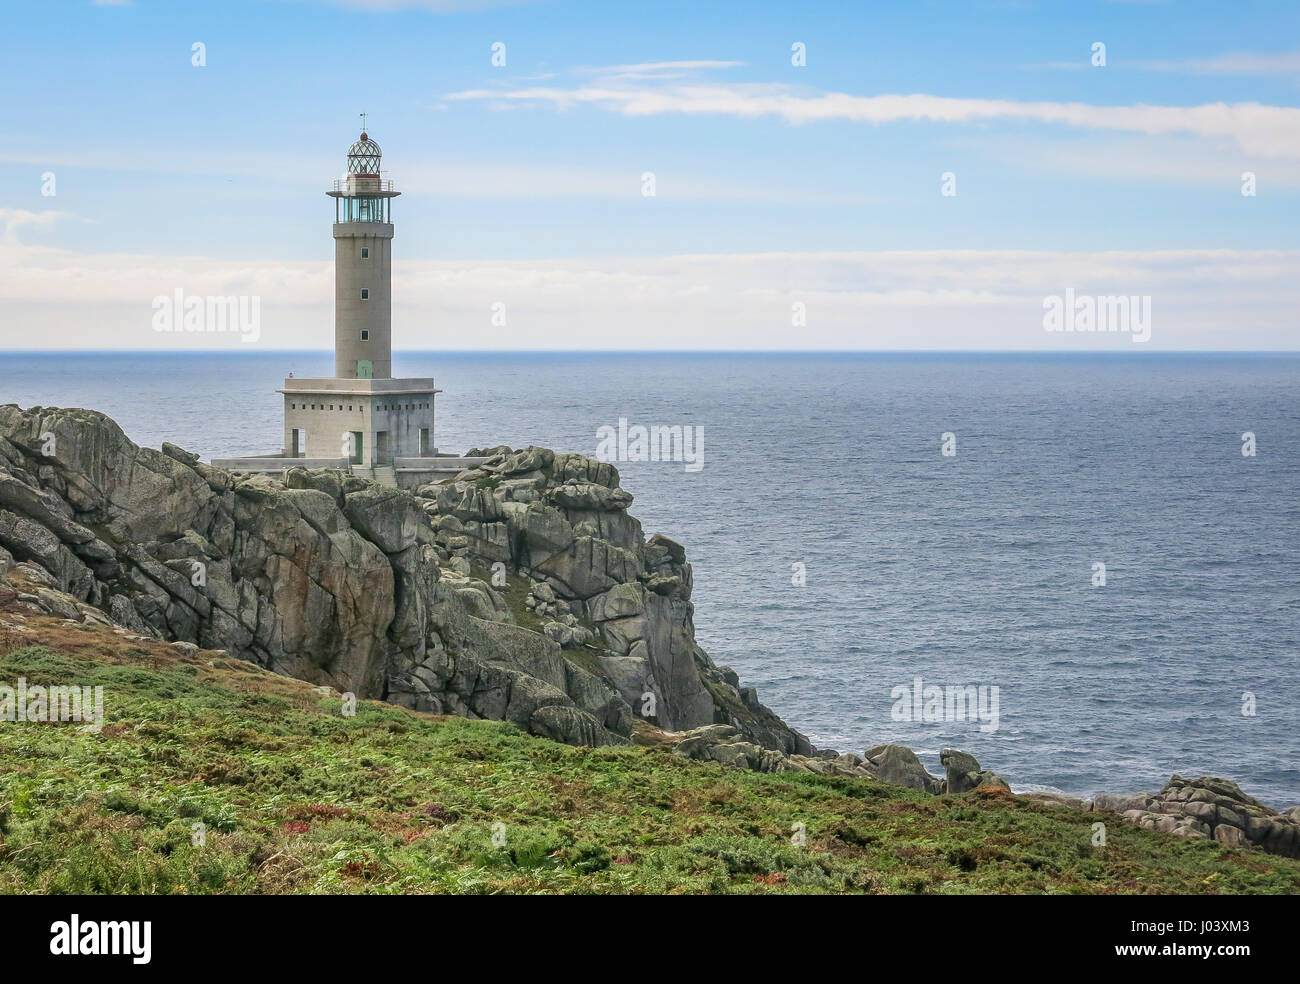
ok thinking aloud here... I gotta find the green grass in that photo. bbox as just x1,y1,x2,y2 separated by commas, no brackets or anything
1,638,1297,895
488,565,548,636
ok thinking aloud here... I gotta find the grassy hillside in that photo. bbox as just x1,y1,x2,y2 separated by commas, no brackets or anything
1,624,1297,894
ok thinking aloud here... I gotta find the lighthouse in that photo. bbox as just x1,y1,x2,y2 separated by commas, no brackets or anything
214,126,462,486
275,127,440,480
327,129,399,379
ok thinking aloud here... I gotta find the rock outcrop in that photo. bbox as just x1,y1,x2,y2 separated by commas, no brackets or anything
655,728,1014,796
409,444,809,751
1093,776,1300,858
0,405,807,753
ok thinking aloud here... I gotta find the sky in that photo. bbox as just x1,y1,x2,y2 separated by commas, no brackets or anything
0,0,1297,350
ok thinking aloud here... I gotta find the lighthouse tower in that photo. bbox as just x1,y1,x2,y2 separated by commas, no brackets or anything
274,126,439,477
327,130,399,379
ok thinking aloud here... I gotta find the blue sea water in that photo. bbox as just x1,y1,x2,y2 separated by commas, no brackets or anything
2,351,1298,805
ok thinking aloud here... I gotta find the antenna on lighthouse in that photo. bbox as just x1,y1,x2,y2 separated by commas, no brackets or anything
360,111,367,134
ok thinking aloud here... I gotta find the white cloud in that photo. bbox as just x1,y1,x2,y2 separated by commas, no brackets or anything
447,84,1300,160
0,208,70,244
585,61,744,73
574,60,746,81
1,240,1295,351
1133,50,1300,77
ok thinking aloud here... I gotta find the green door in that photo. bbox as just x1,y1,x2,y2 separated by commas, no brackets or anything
356,360,373,379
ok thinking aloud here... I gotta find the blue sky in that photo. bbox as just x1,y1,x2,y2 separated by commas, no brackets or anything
1,0,1298,349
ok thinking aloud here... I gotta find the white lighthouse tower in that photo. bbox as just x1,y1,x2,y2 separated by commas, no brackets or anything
214,125,468,487
326,127,399,379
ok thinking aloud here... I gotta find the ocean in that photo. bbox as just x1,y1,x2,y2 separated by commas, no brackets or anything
2,351,1297,805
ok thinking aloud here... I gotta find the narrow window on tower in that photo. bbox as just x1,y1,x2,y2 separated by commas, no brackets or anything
361,247,369,259
360,289,369,300
361,330,369,341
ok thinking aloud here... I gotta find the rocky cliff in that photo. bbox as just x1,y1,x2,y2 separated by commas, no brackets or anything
2,403,1297,860
0,404,805,753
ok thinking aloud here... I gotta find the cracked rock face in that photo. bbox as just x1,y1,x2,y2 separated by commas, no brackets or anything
0,405,809,753
409,446,807,749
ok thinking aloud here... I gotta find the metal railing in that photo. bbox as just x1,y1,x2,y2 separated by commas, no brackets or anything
332,178,395,193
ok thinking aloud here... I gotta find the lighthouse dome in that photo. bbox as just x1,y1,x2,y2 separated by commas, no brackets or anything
346,132,382,174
